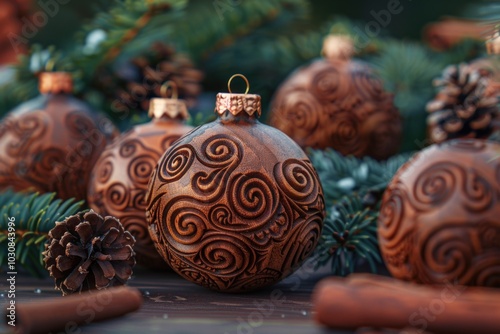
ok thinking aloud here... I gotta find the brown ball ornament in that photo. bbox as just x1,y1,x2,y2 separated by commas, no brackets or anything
146,75,326,292
269,35,402,160
0,72,117,200
378,139,500,287
88,87,193,269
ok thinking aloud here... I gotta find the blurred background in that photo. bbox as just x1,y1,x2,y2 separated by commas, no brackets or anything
0,0,497,152
27,0,478,46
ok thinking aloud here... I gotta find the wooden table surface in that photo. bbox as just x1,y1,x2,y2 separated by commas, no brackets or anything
4,265,360,334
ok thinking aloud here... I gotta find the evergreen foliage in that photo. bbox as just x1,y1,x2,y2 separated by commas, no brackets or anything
0,190,83,277
314,195,381,276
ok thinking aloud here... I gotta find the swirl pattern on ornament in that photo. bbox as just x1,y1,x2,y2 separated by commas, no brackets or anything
378,141,500,287
147,125,325,291
5,113,47,158
378,183,412,248
310,67,344,101
228,172,279,227
158,145,195,183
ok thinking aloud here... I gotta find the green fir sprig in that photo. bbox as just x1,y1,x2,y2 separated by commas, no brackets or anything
309,148,412,206
0,190,84,277
314,195,381,276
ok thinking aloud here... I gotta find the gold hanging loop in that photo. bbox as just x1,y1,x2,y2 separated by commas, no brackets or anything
160,81,178,99
227,74,250,94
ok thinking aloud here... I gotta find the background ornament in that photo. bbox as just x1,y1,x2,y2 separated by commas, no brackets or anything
269,34,402,160
88,82,193,269
378,139,500,287
0,71,117,201
146,75,325,292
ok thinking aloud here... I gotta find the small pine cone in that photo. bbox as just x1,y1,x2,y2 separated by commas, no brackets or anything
426,63,500,144
97,42,204,115
43,210,136,296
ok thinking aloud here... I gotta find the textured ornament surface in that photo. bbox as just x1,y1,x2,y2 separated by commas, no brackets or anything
0,95,116,200
269,59,402,160
146,115,325,292
88,119,193,269
378,139,500,287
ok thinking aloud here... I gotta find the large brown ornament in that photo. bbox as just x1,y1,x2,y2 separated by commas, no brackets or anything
88,87,193,269
0,72,117,200
269,35,402,160
146,76,325,292
378,139,500,287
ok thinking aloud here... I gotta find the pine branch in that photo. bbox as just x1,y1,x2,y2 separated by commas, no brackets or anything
308,148,412,207
129,0,310,62
0,190,84,277
70,0,187,88
314,195,381,276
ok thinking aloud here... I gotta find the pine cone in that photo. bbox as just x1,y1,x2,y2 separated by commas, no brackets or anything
43,210,136,296
427,63,499,143
98,43,204,115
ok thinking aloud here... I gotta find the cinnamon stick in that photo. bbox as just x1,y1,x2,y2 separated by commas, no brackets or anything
10,286,142,334
313,274,500,334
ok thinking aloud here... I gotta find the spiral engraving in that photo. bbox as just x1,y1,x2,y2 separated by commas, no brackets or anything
228,172,279,227
411,162,462,210
378,183,409,249
198,134,242,167
310,67,345,101
417,224,480,285
328,111,363,156
274,159,320,207
130,155,158,185
350,67,385,100
119,139,141,158
164,200,207,248
197,233,256,277
279,91,322,132
462,171,493,212
191,135,243,201
96,157,113,184
5,113,47,158
158,145,194,182
105,182,130,211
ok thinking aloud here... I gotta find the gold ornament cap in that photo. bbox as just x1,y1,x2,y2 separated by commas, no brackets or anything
215,74,261,117
39,72,73,94
322,34,355,61
486,31,500,55
148,81,189,120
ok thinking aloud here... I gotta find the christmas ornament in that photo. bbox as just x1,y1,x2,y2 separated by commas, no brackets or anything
99,42,204,115
88,82,193,269
43,210,136,296
0,71,117,200
146,75,325,292
269,34,402,160
378,139,500,287
427,63,499,143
